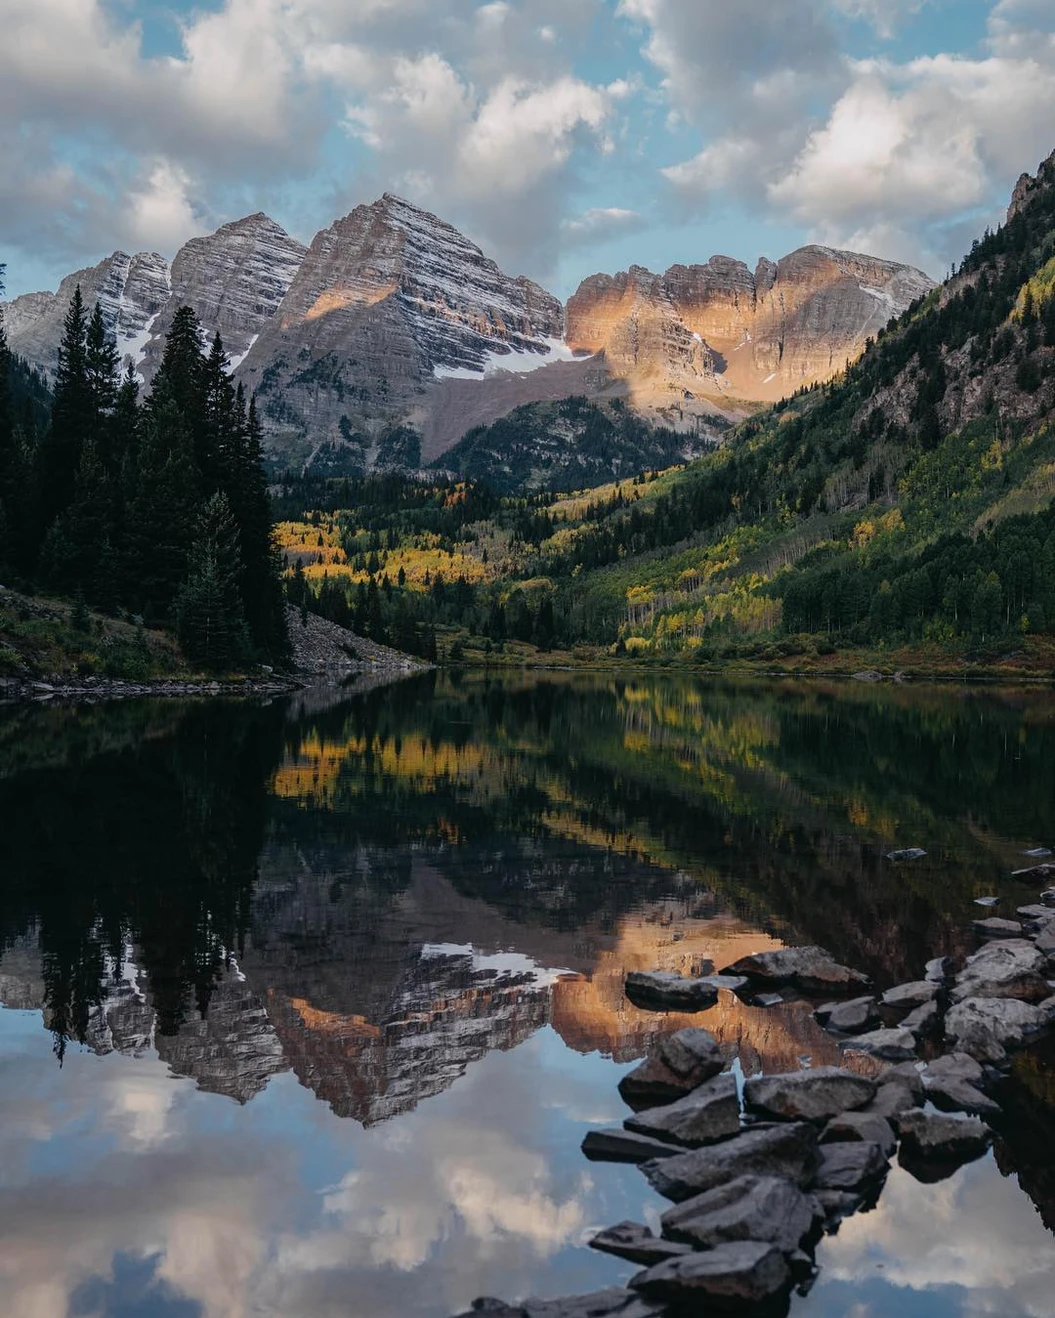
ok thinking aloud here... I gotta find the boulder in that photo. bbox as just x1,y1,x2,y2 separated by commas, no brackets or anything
821,1111,896,1157
863,1078,923,1119
900,1000,940,1036
925,956,955,983
887,848,927,861
751,992,787,1008
721,946,869,995
896,1110,992,1164
626,1074,740,1148
743,1067,875,1123
702,974,751,994
625,971,718,1012
952,940,1051,1003
839,1028,917,1061
618,1028,724,1109
880,981,938,1012
1016,905,1055,923
925,1051,984,1085
1035,925,1055,956
922,1074,1001,1119
972,917,1024,939
811,1141,889,1190
661,1174,820,1254
814,996,879,1033
589,1222,694,1267
642,1122,820,1202
629,1241,790,1311
582,1128,685,1163
455,1290,667,1318
945,996,1051,1062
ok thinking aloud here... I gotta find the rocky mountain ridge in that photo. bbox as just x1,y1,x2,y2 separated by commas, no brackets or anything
4,197,933,475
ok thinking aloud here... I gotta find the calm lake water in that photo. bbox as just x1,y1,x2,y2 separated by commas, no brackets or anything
2,672,1055,1318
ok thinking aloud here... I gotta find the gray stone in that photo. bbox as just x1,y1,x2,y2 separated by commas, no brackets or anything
945,996,1051,1062
880,981,938,1012
618,1027,724,1109
887,847,927,860
925,1052,984,1084
922,1074,1002,1119
721,946,870,996
589,1222,694,1267
643,1122,820,1202
582,1128,685,1163
863,1080,923,1119
661,1174,820,1254
812,1141,889,1190
815,1189,864,1222
901,1001,941,1036
839,1027,917,1061
821,1111,897,1157
624,970,719,1012
896,1110,992,1163
752,992,787,1008
925,956,955,983
1017,905,1055,922
972,917,1024,939
459,1289,668,1318
630,1240,791,1310
814,996,880,1033
744,1067,875,1123
1035,925,1055,955
701,974,751,994
626,1073,740,1148
952,940,1051,1003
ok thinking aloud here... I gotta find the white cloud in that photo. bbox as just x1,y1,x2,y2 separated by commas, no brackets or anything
561,206,645,246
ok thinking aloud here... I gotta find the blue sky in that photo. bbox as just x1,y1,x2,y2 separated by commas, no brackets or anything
3,0,1055,300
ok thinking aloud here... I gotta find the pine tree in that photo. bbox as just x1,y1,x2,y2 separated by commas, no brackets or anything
175,493,249,670
200,333,235,493
0,265,23,574
124,398,200,618
36,286,91,536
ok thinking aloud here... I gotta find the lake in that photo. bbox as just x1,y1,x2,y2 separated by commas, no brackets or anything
1,672,1054,1318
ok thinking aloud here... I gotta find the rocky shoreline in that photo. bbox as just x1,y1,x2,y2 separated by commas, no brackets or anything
456,889,1055,1317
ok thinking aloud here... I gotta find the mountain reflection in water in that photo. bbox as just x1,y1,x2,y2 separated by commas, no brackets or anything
1,673,1055,1318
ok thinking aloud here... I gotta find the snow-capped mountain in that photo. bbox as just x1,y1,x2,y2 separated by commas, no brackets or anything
3,197,933,474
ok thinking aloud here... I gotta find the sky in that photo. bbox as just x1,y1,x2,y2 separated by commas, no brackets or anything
2,0,1055,301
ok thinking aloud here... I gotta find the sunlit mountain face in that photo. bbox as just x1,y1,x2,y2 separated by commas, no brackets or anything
2,675,1055,1316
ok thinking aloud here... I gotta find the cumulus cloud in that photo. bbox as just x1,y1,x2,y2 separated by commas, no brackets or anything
561,207,647,247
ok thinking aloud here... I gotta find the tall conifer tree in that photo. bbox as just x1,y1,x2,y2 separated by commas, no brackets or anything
36,285,90,535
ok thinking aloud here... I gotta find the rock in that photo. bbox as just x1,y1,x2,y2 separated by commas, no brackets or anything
951,940,1052,1003
1016,905,1055,922
1035,925,1055,955
743,1067,875,1123
972,917,1024,939
887,848,927,861
973,897,1000,907
821,1111,896,1157
589,1222,694,1267
900,1001,941,1036
839,1028,917,1061
629,1240,791,1310
618,1027,724,1109
814,996,879,1033
642,1123,820,1202
661,1174,820,1254
701,974,751,994
565,248,932,439
752,992,788,1008
1041,888,1055,905
626,1073,740,1147
880,981,938,1012
896,1110,992,1165
456,1289,667,1318
811,1141,889,1190
815,1189,866,1223
863,1078,923,1119
925,1051,984,1085
922,1074,1002,1120
1023,847,1053,858
624,970,719,1012
582,1128,685,1163
721,946,870,996
925,956,955,983
853,670,884,683
944,996,1051,1061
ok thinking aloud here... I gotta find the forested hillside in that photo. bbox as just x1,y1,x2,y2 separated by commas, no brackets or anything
0,266,288,672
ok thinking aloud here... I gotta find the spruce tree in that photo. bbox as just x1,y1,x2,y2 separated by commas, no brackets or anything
36,285,91,536
124,398,200,619
175,493,249,670
149,306,206,467
0,265,21,574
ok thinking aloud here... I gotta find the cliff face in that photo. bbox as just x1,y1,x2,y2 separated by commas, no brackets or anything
239,193,565,465
565,246,935,424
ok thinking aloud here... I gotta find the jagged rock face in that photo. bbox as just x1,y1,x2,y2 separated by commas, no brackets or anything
565,246,935,422
1008,148,1055,221
4,251,170,380
239,193,564,461
140,213,307,380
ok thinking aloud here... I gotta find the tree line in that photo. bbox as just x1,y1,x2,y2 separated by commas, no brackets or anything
0,272,288,669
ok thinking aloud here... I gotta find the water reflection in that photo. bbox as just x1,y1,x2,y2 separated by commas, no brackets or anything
1,674,1055,1316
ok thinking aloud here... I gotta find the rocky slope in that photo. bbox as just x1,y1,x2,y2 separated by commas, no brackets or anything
4,198,933,476
565,247,935,428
